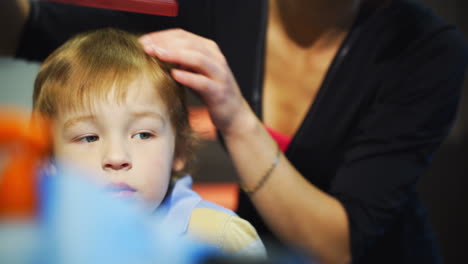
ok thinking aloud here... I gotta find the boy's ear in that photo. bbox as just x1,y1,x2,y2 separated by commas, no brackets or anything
172,156,186,172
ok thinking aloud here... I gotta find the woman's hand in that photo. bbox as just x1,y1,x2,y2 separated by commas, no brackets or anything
139,29,254,136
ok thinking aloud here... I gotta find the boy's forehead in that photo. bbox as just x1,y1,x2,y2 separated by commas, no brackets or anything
59,75,166,112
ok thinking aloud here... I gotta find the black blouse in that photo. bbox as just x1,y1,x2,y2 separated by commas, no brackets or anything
16,0,468,263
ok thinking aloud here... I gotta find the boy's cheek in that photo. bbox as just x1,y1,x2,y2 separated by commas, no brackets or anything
135,154,172,191
54,145,101,173
140,175,171,211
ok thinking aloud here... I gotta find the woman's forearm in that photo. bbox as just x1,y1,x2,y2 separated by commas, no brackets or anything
1,0,30,56
223,108,351,264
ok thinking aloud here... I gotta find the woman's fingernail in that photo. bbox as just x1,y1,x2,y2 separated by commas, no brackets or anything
139,35,151,45
152,45,168,56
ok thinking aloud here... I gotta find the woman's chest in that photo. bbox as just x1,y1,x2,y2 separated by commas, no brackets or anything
262,43,337,138
262,44,380,189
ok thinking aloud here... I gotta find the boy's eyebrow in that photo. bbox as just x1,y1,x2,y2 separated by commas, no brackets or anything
63,115,96,130
131,111,166,125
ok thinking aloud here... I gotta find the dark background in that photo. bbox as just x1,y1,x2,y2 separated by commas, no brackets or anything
417,1,468,263
192,1,468,263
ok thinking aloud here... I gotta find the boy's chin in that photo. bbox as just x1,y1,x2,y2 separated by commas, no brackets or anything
109,190,137,198
105,189,148,208
111,192,161,214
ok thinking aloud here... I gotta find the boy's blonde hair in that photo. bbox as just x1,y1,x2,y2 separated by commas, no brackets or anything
33,28,196,176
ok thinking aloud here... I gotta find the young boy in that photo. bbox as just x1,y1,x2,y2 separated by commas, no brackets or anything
32,28,265,257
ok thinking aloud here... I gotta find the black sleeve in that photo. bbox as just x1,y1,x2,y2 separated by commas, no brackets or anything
329,27,468,262
15,0,212,62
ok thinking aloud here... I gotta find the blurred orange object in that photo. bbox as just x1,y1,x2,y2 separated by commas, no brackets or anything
189,106,217,141
0,109,52,218
192,182,239,211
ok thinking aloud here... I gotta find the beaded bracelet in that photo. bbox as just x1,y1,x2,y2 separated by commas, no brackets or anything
240,143,281,195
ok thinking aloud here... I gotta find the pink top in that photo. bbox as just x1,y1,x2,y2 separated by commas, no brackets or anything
265,126,292,153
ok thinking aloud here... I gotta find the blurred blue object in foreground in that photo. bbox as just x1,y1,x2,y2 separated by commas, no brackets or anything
0,163,217,264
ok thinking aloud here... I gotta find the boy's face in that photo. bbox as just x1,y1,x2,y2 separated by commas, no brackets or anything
52,77,185,211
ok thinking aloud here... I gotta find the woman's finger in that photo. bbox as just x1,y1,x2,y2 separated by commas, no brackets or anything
140,29,225,61
171,68,214,95
140,28,197,49
153,47,224,79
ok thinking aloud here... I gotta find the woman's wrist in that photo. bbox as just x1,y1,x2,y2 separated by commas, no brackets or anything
220,101,281,194
219,100,260,141
240,142,281,195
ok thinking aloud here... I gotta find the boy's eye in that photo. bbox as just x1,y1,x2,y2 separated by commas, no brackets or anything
133,132,154,140
79,135,99,143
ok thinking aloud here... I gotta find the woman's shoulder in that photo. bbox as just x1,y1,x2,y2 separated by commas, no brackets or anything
348,0,467,81
187,206,267,258
360,0,466,53
363,0,450,31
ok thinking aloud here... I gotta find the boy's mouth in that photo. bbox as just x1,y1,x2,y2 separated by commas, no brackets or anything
104,182,137,197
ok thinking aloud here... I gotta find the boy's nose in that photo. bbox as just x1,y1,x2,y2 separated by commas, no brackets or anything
103,159,132,170
102,144,132,171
